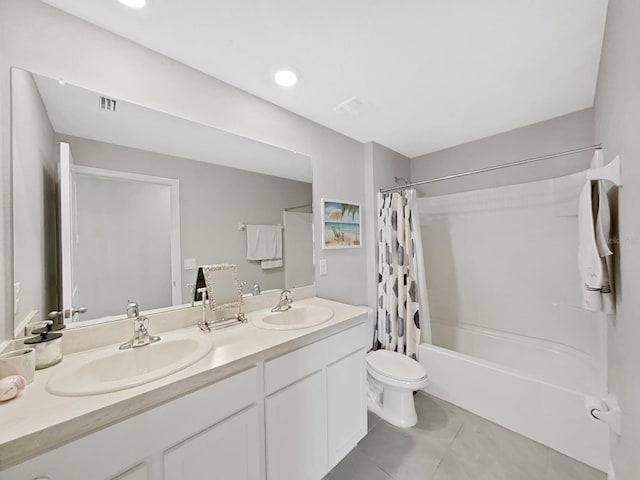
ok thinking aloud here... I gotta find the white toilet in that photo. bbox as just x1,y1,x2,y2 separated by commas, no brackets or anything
361,306,428,428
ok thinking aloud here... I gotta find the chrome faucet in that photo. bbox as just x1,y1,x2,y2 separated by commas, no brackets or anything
240,281,261,296
271,289,293,312
126,300,139,318
119,302,160,350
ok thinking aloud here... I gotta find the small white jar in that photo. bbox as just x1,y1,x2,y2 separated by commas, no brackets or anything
0,348,36,384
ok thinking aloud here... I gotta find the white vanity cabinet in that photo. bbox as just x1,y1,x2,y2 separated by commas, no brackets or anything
264,322,367,479
2,368,260,480
163,406,261,480
2,320,367,480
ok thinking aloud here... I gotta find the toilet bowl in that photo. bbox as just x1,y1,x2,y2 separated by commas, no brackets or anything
366,350,428,428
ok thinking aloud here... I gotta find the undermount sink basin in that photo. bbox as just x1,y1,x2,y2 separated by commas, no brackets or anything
47,333,213,397
250,304,333,330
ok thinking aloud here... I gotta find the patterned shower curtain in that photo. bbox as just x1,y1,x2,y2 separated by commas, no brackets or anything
376,189,431,358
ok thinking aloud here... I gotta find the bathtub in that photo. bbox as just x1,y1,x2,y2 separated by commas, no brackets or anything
417,321,609,471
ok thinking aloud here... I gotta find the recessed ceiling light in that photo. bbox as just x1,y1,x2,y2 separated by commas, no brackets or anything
118,0,146,8
274,69,298,87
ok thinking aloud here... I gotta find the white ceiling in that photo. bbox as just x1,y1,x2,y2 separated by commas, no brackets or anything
34,73,312,182
40,0,608,158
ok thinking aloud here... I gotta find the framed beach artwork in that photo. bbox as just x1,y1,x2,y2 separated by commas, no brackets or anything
321,199,361,249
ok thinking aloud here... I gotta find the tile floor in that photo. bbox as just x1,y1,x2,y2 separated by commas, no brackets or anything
325,392,605,480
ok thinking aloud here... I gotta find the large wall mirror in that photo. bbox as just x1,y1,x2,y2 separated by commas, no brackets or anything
11,67,314,337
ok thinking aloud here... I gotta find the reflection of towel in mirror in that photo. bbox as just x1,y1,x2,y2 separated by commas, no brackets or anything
246,225,283,268
578,151,614,313
261,259,283,269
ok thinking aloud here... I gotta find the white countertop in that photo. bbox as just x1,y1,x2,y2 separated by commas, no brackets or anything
0,297,367,469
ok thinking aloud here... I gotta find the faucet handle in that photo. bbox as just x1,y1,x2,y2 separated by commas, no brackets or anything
282,289,292,304
120,315,160,350
126,301,139,318
134,315,149,333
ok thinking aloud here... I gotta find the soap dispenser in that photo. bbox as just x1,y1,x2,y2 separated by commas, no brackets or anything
24,321,63,369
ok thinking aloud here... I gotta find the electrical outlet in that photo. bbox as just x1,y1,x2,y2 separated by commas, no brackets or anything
319,259,328,276
13,282,20,315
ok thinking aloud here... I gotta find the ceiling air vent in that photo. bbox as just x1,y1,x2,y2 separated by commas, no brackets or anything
98,96,117,112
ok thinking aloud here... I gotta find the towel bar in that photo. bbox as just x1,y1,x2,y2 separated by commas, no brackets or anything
238,222,284,231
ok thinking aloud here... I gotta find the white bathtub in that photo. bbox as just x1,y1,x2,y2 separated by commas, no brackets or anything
418,321,609,471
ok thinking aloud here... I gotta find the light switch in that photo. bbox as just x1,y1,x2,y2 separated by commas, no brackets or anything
183,258,197,270
319,259,328,276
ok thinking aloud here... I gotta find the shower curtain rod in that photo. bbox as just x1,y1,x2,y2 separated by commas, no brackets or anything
379,144,603,194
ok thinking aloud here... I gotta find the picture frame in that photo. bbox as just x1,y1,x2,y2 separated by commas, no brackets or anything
321,199,361,249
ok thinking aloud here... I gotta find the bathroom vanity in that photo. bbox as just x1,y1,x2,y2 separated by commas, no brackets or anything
4,65,366,480
0,297,367,480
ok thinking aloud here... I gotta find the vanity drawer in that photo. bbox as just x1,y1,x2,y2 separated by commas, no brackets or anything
264,321,366,395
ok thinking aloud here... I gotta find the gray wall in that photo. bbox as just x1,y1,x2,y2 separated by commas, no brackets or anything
594,1,640,478
411,109,595,196
363,142,411,310
11,67,58,331
0,0,368,343
283,211,314,289
60,135,312,303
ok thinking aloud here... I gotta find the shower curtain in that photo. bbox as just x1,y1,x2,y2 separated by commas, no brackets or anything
376,189,431,358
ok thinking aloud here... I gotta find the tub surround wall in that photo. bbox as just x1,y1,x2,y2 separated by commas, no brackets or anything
413,108,609,472
418,170,605,394
0,0,368,344
594,0,640,478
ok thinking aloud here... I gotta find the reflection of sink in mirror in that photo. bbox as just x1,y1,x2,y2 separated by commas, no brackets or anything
10,67,314,337
250,305,333,331
47,332,213,396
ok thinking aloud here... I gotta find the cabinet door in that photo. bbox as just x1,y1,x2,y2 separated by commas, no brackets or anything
164,406,260,480
265,371,327,480
327,349,367,469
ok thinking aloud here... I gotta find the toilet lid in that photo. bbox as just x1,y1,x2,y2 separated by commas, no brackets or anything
367,350,427,382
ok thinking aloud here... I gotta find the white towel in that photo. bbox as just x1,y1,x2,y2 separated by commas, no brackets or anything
578,151,614,312
246,225,282,261
261,259,283,269
592,151,615,313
